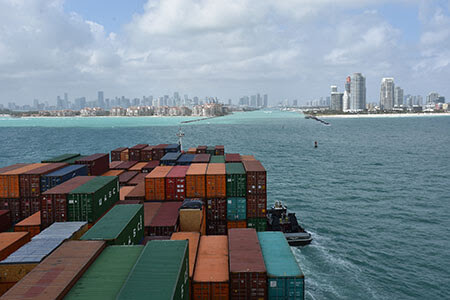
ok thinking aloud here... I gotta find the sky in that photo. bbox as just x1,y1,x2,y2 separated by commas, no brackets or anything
1,0,450,105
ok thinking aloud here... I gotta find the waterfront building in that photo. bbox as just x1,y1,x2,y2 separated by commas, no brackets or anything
263,94,268,107
394,86,403,107
331,92,344,112
380,78,395,111
350,73,366,112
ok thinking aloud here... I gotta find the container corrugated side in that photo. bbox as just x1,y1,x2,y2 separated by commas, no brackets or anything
171,232,200,279
148,202,182,236
226,163,246,197
186,164,207,198
227,197,246,221
14,211,41,238
40,164,88,193
0,232,30,261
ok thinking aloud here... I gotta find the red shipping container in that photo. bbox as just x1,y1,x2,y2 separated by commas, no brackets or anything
215,145,225,155
127,173,146,186
228,228,267,300
225,153,242,163
0,199,21,223
206,198,227,221
141,161,160,173
115,161,137,170
125,182,145,201
118,171,138,186
140,146,154,162
243,160,266,195
196,146,207,154
246,194,267,218
20,197,41,219
192,154,210,163
0,210,11,232
20,163,68,198
148,202,182,236
206,220,227,235
165,166,189,201
75,153,109,176
152,144,169,161
129,144,148,161
111,147,127,161
109,161,123,169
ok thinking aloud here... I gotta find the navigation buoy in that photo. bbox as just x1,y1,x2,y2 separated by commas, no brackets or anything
314,141,318,148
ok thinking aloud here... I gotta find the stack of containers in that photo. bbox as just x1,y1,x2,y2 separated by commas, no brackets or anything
14,211,41,237
40,164,88,192
228,228,267,299
165,166,189,201
147,202,182,236
186,164,207,199
67,176,119,225
75,153,109,176
145,166,173,201
0,222,88,295
19,163,68,218
243,160,267,231
206,163,227,235
258,232,305,299
129,144,148,161
193,236,229,299
140,145,154,161
226,163,247,230
151,144,169,160
160,152,182,166
0,240,106,300
111,147,128,161
40,176,95,228
116,240,189,300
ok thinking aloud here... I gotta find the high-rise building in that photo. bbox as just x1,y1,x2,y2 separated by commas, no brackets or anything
331,92,344,111
394,86,403,107
250,95,257,107
97,91,104,108
256,93,262,107
380,78,395,111
263,94,268,107
343,76,351,112
350,73,366,111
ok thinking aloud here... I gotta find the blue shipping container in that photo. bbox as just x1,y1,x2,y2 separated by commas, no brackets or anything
165,144,181,153
257,232,305,300
176,154,195,166
227,197,247,220
160,152,182,166
40,164,88,192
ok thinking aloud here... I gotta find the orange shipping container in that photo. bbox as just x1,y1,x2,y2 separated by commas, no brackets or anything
101,170,125,176
186,164,207,198
129,162,148,172
145,166,173,201
119,186,135,201
187,147,197,154
171,232,200,278
0,164,47,199
14,211,41,238
206,163,226,198
0,232,30,261
120,149,129,161
193,235,229,300
227,220,247,230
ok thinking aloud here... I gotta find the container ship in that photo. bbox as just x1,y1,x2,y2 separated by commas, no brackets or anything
0,141,308,299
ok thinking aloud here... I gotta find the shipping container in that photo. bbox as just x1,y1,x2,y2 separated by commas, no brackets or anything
215,145,225,155
227,197,247,221
148,202,182,236
206,163,226,198
115,160,138,170
0,164,28,174
226,163,246,197
161,152,182,166
142,236,170,244
127,173,146,186
152,144,169,161
227,220,247,229
120,186,135,201
20,196,42,219
206,198,227,221
145,166,172,201
110,161,123,169
171,232,200,279
41,176,95,228
210,155,225,163
75,153,109,176
247,218,267,232
0,210,11,232
68,176,119,223
141,160,160,173
81,204,144,245
247,194,267,218
144,202,162,235
129,162,148,172
225,153,242,163
187,147,197,154
177,154,195,166
192,154,211,163
206,146,215,155
243,160,267,195
258,232,305,300
240,155,256,161
102,169,125,176
120,149,129,161
193,236,229,300
41,153,80,163
196,145,207,154
165,166,189,201
119,171,138,186
140,146,154,161
64,155,88,164
0,240,105,300
65,245,144,300
206,220,227,235
0,232,30,260
111,147,128,161
186,163,207,198
14,211,41,238
165,144,181,153
117,240,189,300
129,144,148,161
0,164,48,199
179,199,205,233
40,164,88,192
0,199,21,224
228,228,267,300
0,222,87,296
125,182,145,201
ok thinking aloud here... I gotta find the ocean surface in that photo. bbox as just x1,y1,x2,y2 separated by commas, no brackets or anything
1,111,449,299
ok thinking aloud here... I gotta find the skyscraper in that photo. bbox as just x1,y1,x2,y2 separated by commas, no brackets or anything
250,95,257,107
263,94,268,107
257,93,262,107
380,78,395,110
394,86,403,107
331,92,344,111
343,76,351,112
98,91,104,108
350,73,366,111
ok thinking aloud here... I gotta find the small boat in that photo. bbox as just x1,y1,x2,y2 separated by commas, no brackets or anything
267,201,312,246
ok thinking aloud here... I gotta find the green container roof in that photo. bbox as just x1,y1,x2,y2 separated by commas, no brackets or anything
81,204,143,241
117,240,188,300
63,155,86,164
206,146,215,151
69,176,117,194
65,245,143,300
257,232,304,278
41,153,80,163
210,155,225,163
226,163,245,175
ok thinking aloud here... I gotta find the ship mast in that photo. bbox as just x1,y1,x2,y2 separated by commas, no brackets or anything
176,127,185,152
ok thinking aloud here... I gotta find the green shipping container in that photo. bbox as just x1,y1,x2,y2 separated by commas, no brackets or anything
227,197,247,220
258,232,305,300
63,155,87,164
247,218,267,232
41,153,80,163
81,204,144,245
210,155,225,163
68,176,119,223
117,240,189,300
206,146,215,155
65,245,143,300
226,163,246,197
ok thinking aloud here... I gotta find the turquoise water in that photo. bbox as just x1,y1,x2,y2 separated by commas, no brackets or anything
1,110,449,299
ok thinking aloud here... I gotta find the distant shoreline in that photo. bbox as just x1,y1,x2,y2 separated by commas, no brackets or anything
316,112,450,118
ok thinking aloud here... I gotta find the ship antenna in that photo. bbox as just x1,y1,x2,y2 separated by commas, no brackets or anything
176,127,185,152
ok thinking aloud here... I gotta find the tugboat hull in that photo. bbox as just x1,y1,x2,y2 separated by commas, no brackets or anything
284,232,313,246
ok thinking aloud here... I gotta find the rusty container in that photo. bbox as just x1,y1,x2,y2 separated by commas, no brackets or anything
0,232,30,261
140,146,154,161
186,164,207,199
148,202,182,236
206,163,226,198
129,144,149,161
143,202,162,236
111,147,128,161
75,153,109,176
14,211,41,238
145,166,172,201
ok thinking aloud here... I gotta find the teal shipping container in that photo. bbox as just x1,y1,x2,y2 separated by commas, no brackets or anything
227,197,246,220
65,245,143,300
67,176,119,223
210,155,225,163
81,204,144,245
257,232,305,300
226,163,246,197
117,240,189,300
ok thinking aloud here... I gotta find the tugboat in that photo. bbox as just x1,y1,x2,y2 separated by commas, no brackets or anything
267,201,312,246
